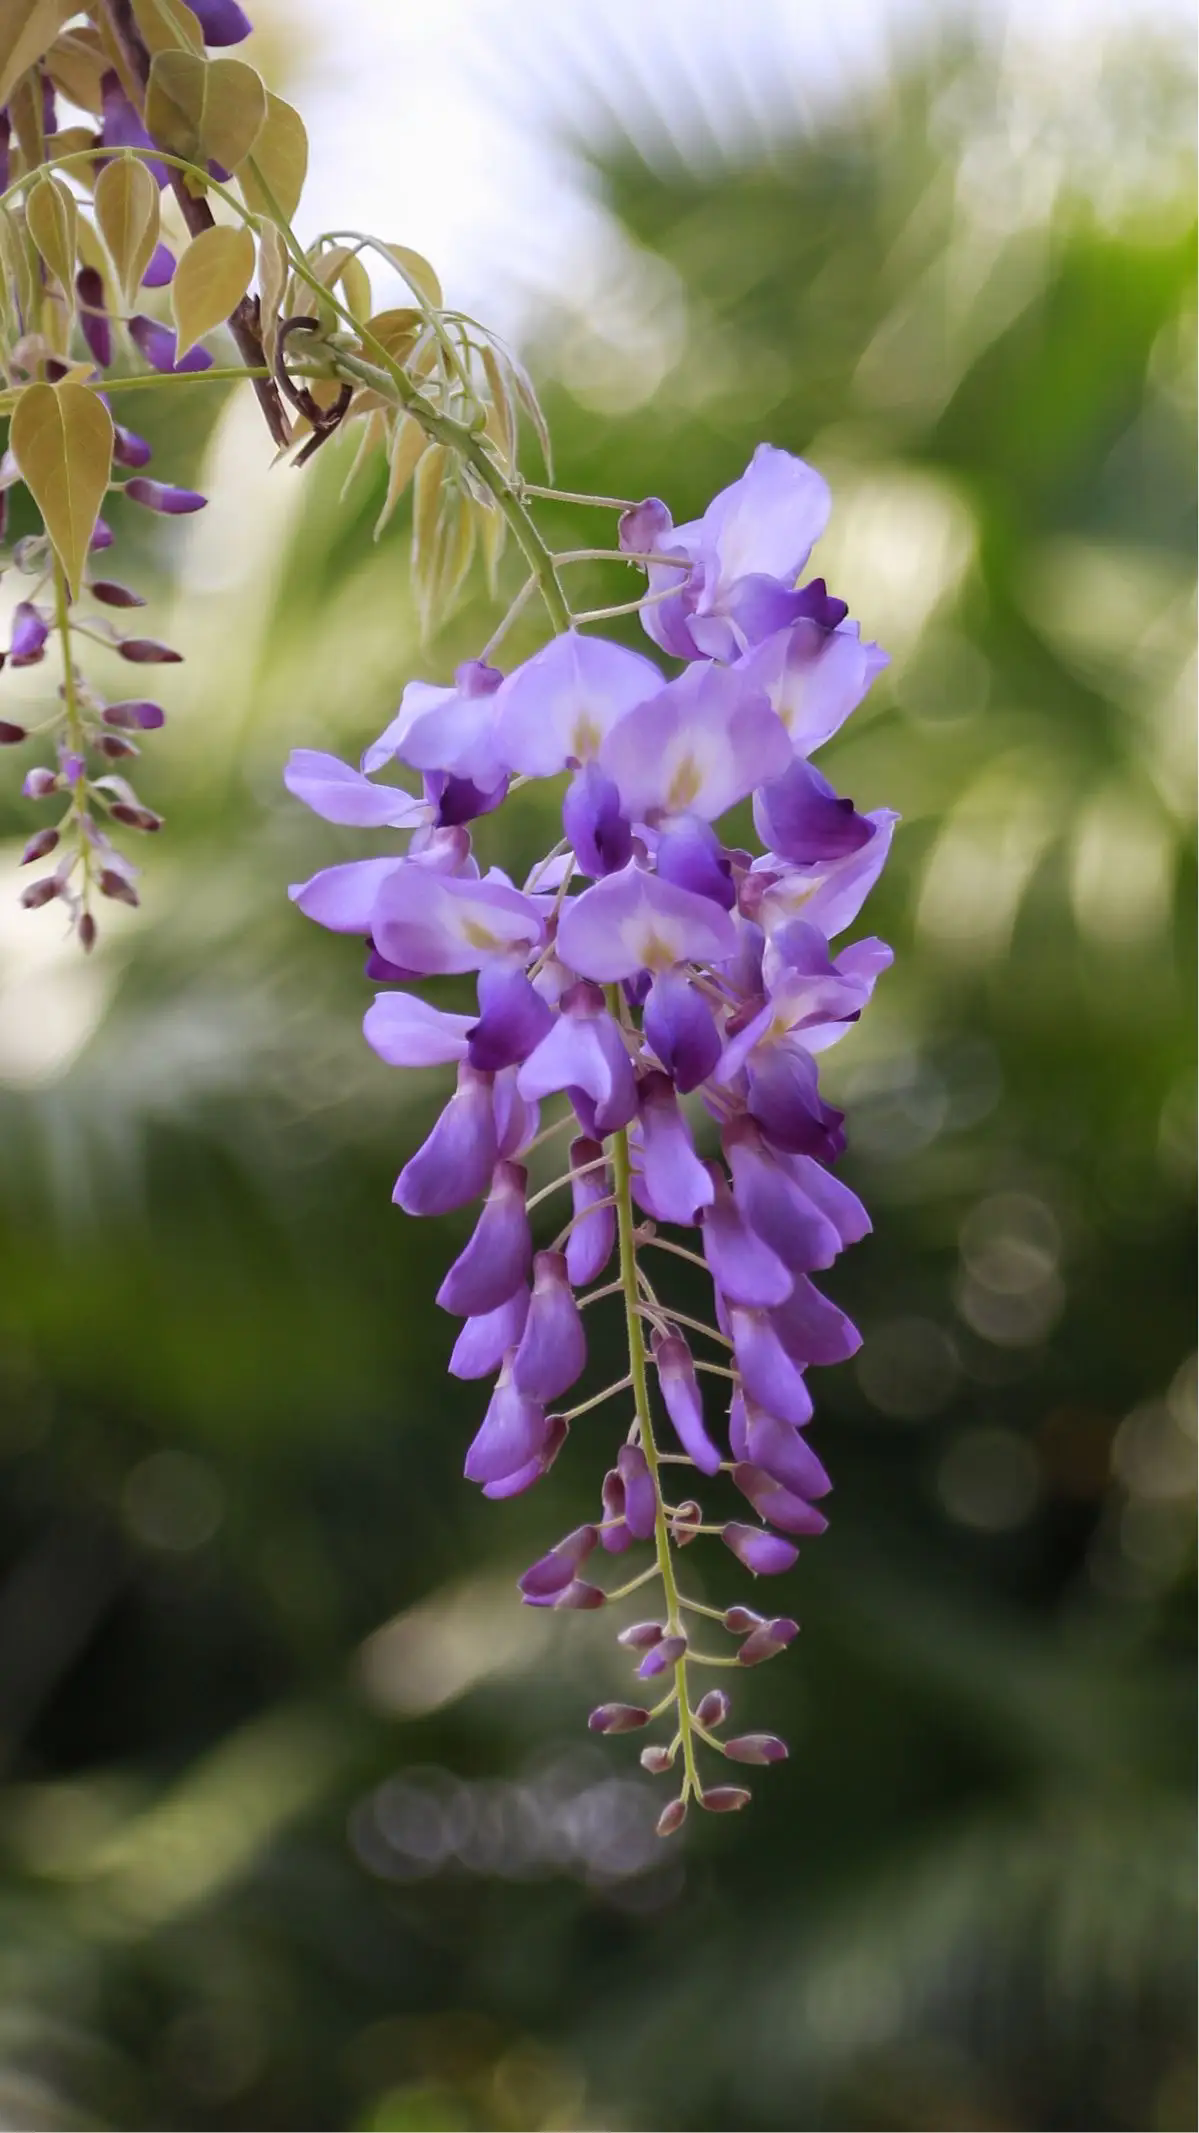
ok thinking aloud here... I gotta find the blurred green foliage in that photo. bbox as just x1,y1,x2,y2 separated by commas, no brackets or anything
0,22,1193,2133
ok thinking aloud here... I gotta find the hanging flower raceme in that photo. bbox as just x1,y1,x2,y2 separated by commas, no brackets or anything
289,444,895,1833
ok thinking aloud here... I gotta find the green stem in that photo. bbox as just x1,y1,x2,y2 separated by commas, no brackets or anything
609,1108,702,1805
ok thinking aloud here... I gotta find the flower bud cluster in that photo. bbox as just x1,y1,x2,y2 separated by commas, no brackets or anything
290,444,894,1827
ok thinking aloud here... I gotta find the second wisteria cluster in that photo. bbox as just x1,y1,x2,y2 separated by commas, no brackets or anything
288,445,894,1827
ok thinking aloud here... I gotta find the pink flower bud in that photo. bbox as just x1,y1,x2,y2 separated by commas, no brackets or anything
700,1786,751,1813
616,1620,664,1650
21,827,59,865
640,1744,676,1774
694,1689,730,1728
656,1797,687,1837
670,1500,702,1546
588,1703,650,1734
723,1733,788,1765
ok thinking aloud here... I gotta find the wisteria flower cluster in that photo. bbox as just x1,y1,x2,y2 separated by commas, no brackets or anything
288,446,894,1830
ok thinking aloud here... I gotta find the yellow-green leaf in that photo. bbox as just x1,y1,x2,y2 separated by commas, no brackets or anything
45,26,108,114
257,222,288,368
94,154,160,304
0,0,76,107
374,415,426,540
26,173,77,293
129,0,204,57
146,51,266,172
10,379,113,597
239,93,307,224
339,406,387,503
0,207,37,334
171,222,254,359
382,244,442,310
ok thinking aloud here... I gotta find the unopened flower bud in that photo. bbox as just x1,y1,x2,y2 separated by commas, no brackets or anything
75,266,112,369
670,1500,702,1546
22,767,58,798
0,721,27,744
656,1796,687,1837
117,638,182,664
737,1617,798,1667
637,1632,687,1679
723,1522,799,1576
640,1744,676,1774
723,1733,788,1765
518,1524,597,1601
616,1620,664,1651
103,700,165,731
550,1579,605,1610
21,827,59,865
98,734,140,759
599,1466,631,1554
588,1703,650,1735
123,477,207,515
78,911,97,952
99,868,139,906
20,875,61,908
724,1605,765,1635
91,581,147,609
109,803,163,832
10,602,48,665
694,1689,730,1729
700,1785,751,1813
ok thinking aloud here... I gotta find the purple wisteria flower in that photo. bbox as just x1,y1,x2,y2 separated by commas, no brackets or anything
288,443,894,1830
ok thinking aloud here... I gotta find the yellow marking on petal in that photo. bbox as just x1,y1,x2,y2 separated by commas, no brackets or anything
571,711,602,759
665,754,702,813
463,919,503,951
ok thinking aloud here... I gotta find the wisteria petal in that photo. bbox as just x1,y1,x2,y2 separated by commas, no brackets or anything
786,1153,872,1248
517,981,636,1132
518,1523,597,1599
284,749,425,829
513,1251,586,1402
724,1118,842,1270
741,615,888,755
562,761,633,878
449,1287,530,1380
557,862,738,984
464,1365,548,1484
722,1521,800,1576
393,1066,497,1216
700,1162,793,1308
739,1398,832,1498
618,1443,657,1540
565,1137,615,1286
654,814,736,910
363,990,474,1067
373,866,544,975
468,961,554,1071
436,1162,532,1317
495,629,661,776
643,968,722,1094
636,1072,714,1225
769,1275,861,1367
701,444,831,597
600,661,790,825
732,1463,829,1535
753,757,873,866
729,1307,814,1427
758,810,898,941
653,1332,722,1474
289,856,400,933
